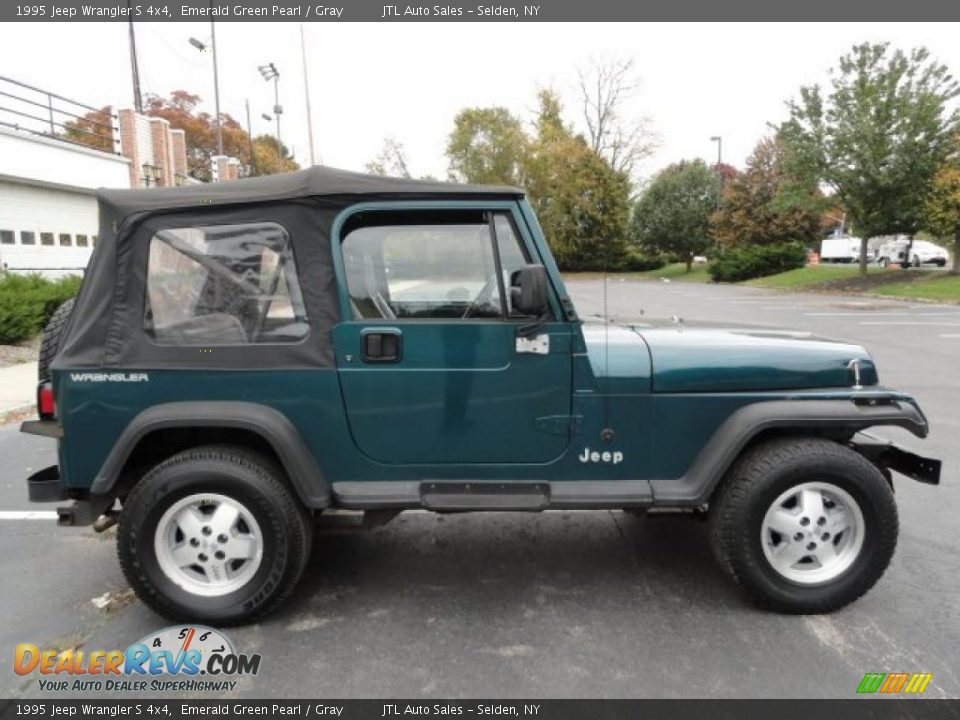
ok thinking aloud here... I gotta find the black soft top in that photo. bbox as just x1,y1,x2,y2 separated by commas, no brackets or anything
54,166,524,372
98,165,523,221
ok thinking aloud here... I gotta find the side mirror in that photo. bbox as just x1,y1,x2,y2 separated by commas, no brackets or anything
510,264,550,317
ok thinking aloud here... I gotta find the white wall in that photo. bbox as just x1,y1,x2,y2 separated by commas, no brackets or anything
0,126,130,190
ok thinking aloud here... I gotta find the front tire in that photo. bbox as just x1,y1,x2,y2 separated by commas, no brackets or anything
708,437,897,613
118,445,312,625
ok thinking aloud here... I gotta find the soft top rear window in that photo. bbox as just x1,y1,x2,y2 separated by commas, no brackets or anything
144,222,309,346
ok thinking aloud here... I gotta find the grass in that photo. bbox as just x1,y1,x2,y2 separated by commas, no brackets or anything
564,261,960,302
563,262,711,283
744,264,875,288
872,274,960,301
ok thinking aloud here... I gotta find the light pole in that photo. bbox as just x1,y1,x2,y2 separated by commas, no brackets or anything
710,135,722,167
300,23,316,166
189,22,223,156
259,63,281,167
127,6,143,113
245,99,255,176
710,135,723,210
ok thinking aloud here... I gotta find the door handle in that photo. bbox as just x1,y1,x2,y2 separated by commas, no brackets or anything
362,329,402,363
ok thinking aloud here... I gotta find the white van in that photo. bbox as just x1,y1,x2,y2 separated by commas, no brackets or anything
820,237,864,263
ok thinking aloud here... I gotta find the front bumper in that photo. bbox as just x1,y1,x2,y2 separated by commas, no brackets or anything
853,433,941,485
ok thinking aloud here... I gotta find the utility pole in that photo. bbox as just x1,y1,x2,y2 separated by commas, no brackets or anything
210,20,223,156
189,21,224,157
126,8,143,113
300,23,316,166
245,99,255,175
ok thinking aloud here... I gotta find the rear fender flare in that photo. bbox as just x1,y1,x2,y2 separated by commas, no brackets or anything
89,401,330,508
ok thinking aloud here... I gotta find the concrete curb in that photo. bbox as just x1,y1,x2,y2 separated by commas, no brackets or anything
0,403,35,427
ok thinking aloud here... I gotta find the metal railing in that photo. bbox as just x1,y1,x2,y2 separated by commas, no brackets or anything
0,75,120,155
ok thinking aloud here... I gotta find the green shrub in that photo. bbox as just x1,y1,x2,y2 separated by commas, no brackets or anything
615,246,666,272
0,273,81,344
709,243,807,283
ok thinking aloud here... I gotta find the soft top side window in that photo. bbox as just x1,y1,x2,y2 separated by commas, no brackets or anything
341,209,535,321
144,222,309,346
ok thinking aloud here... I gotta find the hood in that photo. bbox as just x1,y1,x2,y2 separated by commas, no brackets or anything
636,326,877,393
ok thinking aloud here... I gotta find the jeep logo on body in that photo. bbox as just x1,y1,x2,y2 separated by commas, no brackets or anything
579,448,624,464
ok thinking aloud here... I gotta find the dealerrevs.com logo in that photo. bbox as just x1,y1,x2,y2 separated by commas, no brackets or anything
14,625,260,693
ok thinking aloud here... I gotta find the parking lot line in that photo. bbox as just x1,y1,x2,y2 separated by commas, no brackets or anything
0,511,58,520
859,321,960,326
806,312,913,317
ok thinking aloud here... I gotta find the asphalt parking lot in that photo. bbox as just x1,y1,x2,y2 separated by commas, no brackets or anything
1,279,957,699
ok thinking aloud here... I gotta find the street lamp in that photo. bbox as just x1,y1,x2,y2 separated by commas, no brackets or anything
710,135,723,210
710,135,723,166
188,23,223,157
258,63,282,167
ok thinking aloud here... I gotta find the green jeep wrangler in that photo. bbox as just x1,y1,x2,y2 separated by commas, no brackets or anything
23,167,940,624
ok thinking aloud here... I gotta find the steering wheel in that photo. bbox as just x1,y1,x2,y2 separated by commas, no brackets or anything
462,273,499,319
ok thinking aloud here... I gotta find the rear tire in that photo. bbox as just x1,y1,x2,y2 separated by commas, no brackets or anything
708,437,898,613
38,297,76,382
118,445,312,625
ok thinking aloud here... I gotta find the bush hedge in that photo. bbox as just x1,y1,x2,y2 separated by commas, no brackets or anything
0,273,81,344
615,246,666,272
709,243,807,283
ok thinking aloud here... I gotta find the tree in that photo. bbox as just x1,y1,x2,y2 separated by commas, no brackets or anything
444,90,631,271
144,91,297,181
632,160,718,270
62,106,114,153
923,136,960,273
780,42,960,275
365,136,411,177
250,135,299,177
524,90,631,271
446,107,528,186
711,136,823,248
577,56,657,181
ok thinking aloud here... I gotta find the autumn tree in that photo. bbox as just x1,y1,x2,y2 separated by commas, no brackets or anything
923,136,960,273
250,134,299,176
62,106,115,153
144,90,297,181
577,56,657,182
711,136,823,248
365,136,412,177
446,107,528,186
780,43,960,275
632,160,719,271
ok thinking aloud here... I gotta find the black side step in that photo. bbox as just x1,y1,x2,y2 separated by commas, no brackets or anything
421,482,550,511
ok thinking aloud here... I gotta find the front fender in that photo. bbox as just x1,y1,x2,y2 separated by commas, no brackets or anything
650,396,930,506
89,401,330,508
